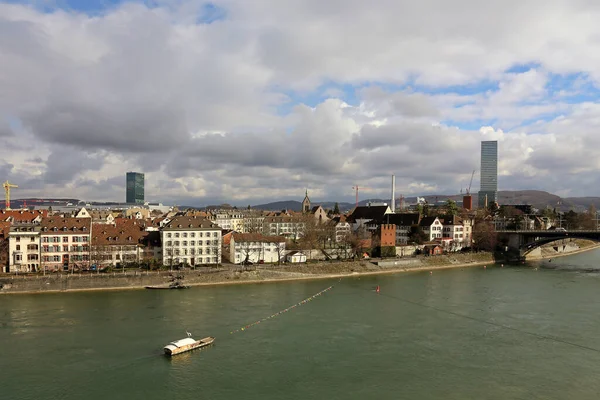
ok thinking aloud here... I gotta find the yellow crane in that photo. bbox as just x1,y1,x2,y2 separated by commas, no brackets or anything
3,180,18,210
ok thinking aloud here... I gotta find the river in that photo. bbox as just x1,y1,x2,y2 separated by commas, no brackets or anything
3,250,600,400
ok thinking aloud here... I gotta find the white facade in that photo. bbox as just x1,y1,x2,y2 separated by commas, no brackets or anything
230,235,285,264
8,224,41,273
286,251,307,263
161,217,222,266
422,217,443,241
334,221,351,243
263,217,305,239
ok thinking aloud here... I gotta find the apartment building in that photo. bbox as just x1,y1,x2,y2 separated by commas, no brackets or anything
40,217,92,272
161,216,222,266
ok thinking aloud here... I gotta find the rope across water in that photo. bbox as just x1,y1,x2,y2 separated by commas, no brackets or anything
229,285,334,334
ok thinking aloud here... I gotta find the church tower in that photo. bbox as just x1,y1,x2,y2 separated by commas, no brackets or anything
302,189,311,213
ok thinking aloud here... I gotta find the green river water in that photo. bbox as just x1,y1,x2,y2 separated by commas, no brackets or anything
3,250,600,399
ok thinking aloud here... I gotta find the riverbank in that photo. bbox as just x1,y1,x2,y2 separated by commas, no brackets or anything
0,252,494,295
2,244,599,295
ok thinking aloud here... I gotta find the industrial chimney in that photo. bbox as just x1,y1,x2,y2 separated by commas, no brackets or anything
391,175,396,213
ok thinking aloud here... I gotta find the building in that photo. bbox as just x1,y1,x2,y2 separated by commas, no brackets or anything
90,221,149,268
377,224,396,247
478,141,498,208
226,232,286,264
126,172,145,204
40,217,92,272
8,224,41,273
161,216,222,266
262,216,305,239
329,215,351,243
302,190,311,213
420,217,443,241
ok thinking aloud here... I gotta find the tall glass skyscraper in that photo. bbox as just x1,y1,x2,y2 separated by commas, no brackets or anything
126,172,145,204
478,141,498,208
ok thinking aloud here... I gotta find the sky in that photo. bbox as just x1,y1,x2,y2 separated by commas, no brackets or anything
2,0,600,206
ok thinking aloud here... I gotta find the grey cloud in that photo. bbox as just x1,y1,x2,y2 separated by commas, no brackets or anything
43,148,105,185
359,87,440,118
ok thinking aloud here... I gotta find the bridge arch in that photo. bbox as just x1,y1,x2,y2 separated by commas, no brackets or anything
520,235,600,256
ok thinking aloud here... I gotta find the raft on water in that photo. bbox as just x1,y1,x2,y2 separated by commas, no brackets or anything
163,335,215,356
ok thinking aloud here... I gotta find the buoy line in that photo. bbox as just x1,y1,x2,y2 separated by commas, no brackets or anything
229,285,334,334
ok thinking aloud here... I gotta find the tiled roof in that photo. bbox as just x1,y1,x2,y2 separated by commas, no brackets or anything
40,217,92,234
0,221,11,238
0,209,47,223
163,216,220,230
92,223,148,246
232,233,286,243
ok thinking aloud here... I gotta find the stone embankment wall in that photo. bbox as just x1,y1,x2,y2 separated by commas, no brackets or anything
0,269,228,294
0,252,497,295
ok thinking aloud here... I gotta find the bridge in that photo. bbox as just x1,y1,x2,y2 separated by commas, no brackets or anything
496,229,600,258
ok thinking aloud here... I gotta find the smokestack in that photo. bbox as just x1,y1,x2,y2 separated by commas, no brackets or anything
391,175,396,213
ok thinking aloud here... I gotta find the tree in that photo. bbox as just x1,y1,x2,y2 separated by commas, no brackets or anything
333,202,340,215
446,200,458,216
472,220,497,251
408,224,428,244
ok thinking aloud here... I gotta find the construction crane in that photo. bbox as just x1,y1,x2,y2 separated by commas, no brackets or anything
3,180,18,210
352,185,372,208
466,170,475,195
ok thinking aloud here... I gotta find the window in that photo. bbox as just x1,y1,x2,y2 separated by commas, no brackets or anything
42,237,49,243
16,237,20,242
183,241,187,246
190,233,195,238
16,245,20,251
30,237,35,242
190,241,195,246
175,233,180,238
82,236,88,242
183,233,188,238
199,232,203,238
167,233,172,238
63,245,68,252
53,255,60,262
166,241,172,246
63,237,68,242
174,241,180,246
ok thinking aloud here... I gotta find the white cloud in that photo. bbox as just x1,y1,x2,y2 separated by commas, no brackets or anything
1,0,600,205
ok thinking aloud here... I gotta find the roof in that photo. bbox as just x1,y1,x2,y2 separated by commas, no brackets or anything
378,213,420,226
232,233,286,243
162,216,220,230
349,206,390,222
40,217,92,234
0,209,48,223
91,223,148,246
438,215,463,225
419,216,439,227
0,221,11,238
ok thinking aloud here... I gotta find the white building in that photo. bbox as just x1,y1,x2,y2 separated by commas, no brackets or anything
286,251,307,263
8,224,41,273
440,215,473,250
262,216,305,239
161,216,222,266
227,233,286,264
420,217,443,241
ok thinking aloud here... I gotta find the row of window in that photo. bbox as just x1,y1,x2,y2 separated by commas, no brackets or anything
165,248,219,256
13,236,36,243
165,232,219,238
170,257,217,264
165,240,219,247
41,236,89,243
41,245,89,253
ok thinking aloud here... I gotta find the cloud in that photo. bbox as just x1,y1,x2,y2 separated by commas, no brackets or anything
1,0,600,204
